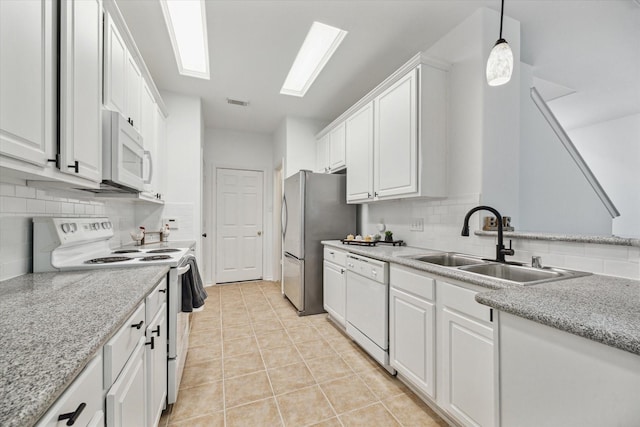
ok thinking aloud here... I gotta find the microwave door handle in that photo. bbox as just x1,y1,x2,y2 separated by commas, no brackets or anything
143,150,153,184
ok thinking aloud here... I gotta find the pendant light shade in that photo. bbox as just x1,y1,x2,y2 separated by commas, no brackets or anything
486,0,512,86
486,38,513,86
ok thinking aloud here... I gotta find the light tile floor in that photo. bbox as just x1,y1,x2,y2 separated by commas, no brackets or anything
159,281,448,427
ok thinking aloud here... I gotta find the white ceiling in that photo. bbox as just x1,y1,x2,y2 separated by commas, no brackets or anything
117,0,640,134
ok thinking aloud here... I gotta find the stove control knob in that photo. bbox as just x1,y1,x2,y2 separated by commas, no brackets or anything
93,222,100,230
107,222,113,229
101,222,108,229
61,223,70,233
69,223,77,233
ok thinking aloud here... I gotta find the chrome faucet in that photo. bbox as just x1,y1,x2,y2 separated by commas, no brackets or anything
461,205,515,263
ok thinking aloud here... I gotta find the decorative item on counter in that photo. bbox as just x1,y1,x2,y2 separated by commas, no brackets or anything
346,234,354,240
384,231,394,242
483,215,514,232
373,234,381,241
355,235,363,241
364,235,373,242
130,226,145,246
161,224,170,242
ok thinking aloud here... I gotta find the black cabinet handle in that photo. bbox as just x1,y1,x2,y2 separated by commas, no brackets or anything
58,402,86,425
202,233,207,238
145,336,155,350
131,320,144,329
68,160,79,173
152,325,161,337
158,289,166,293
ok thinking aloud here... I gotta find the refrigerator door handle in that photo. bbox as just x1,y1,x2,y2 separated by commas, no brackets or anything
282,194,288,238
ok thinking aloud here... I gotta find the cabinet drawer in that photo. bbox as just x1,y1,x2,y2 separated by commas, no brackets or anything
324,247,347,266
36,353,103,426
146,276,167,321
439,281,492,323
390,265,434,301
104,303,146,389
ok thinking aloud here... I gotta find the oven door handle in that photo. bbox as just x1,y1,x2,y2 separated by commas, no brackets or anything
177,254,195,276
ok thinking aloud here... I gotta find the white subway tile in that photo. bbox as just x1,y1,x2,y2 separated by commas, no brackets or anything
45,201,61,214
36,189,52,200
60,202,74,214
74,204,85,214
563,256,604,274
629,247,640,262
26,199,46,214
542,253,566,268
0,183,15,196
0,196,26,213
15,185,36,198
548,242,585,256
84,205,95,214
603,260,640,280
584,244,629,260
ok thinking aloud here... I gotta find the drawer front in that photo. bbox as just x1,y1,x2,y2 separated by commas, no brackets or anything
104,303,146,389
36,353,103,426
390,265,435,301
324,247,347,266
439,281,492,323
145,276,168,321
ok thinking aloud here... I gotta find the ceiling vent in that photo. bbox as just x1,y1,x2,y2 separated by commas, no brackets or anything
226,98,250,107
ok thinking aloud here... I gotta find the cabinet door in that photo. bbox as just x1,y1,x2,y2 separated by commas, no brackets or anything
106,338,147,427
146,304,167,427
126,54,142,131
59,0,102,183
36,353,103,426
440,297,496,427
103,13,127,116
345,101,374,203
323,260,346,327
0,0,54,167
374,68,418,199
389,287,435,398
316,134,329,173
329,122,346,171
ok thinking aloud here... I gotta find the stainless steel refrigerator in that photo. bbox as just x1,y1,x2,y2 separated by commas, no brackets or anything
282,170,356,315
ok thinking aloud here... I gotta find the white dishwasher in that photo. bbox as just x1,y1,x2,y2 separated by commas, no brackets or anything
345,253,395,373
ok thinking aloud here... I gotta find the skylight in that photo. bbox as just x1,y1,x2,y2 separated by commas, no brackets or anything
280,22,348,97
160,0,210,80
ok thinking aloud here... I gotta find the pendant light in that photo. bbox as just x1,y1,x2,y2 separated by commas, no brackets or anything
486,0,513,86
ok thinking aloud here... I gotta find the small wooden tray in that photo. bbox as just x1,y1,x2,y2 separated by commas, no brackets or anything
341,239,377,246
377,240,404,246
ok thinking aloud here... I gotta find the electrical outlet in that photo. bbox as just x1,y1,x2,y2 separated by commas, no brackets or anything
163,218,179,230
409,218,424,232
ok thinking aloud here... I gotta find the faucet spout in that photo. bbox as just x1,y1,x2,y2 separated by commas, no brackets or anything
461,205,514,263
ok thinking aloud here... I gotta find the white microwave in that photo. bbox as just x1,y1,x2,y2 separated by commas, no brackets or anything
100,110,145,193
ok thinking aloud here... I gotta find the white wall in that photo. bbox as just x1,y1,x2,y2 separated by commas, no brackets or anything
518,63,612,235
0,177,136,281
159,92,203,266
569,114,640,238
203,128,274,285
284,117,324,178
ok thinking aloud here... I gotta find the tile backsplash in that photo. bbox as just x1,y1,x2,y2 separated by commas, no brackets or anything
0,179,137,281
361,194,639,280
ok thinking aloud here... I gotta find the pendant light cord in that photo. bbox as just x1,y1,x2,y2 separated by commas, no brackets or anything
499,0,505,39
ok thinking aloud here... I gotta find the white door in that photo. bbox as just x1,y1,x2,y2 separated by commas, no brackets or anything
216,168,264,283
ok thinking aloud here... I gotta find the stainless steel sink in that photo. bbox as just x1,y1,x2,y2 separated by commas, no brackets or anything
457,263,590,285
405,252,488,267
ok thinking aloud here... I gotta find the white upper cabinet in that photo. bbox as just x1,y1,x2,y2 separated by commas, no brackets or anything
59,0,103,183
104,12,142,132
345,101,374,203
0,0,54,167
374,69,419,198
328,123,346,172
315,134,330,173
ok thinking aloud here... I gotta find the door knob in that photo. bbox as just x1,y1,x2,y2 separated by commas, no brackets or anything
201,233,207,238
257,231,262,236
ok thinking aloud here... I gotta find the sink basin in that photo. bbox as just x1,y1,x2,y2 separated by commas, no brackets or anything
458,263,590,285
405,252,488,267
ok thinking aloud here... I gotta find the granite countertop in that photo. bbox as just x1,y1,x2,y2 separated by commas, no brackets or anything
322,240,518,290
322,240,640,357
0,266,169,427
475,230,640,247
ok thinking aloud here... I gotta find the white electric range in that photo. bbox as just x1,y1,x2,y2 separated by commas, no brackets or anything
32,217,195,405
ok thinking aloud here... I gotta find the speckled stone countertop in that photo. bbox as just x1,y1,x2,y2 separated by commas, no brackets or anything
475,230,640,247
322,240,640,356
0,266,169,427
476,276,640,356
322,240,517,290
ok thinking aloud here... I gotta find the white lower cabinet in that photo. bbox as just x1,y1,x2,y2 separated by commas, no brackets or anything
389,265,435,399
438,281,497,427
146,303,167,427
323,247,347,327
36,353,104,426
106,337,147,427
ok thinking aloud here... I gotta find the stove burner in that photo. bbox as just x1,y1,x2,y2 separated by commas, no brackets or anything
141,255,172,261
146,248,181,253
85,256,133,264
112,249,141,254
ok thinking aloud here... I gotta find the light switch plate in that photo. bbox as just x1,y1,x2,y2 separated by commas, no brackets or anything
410,218,424,232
